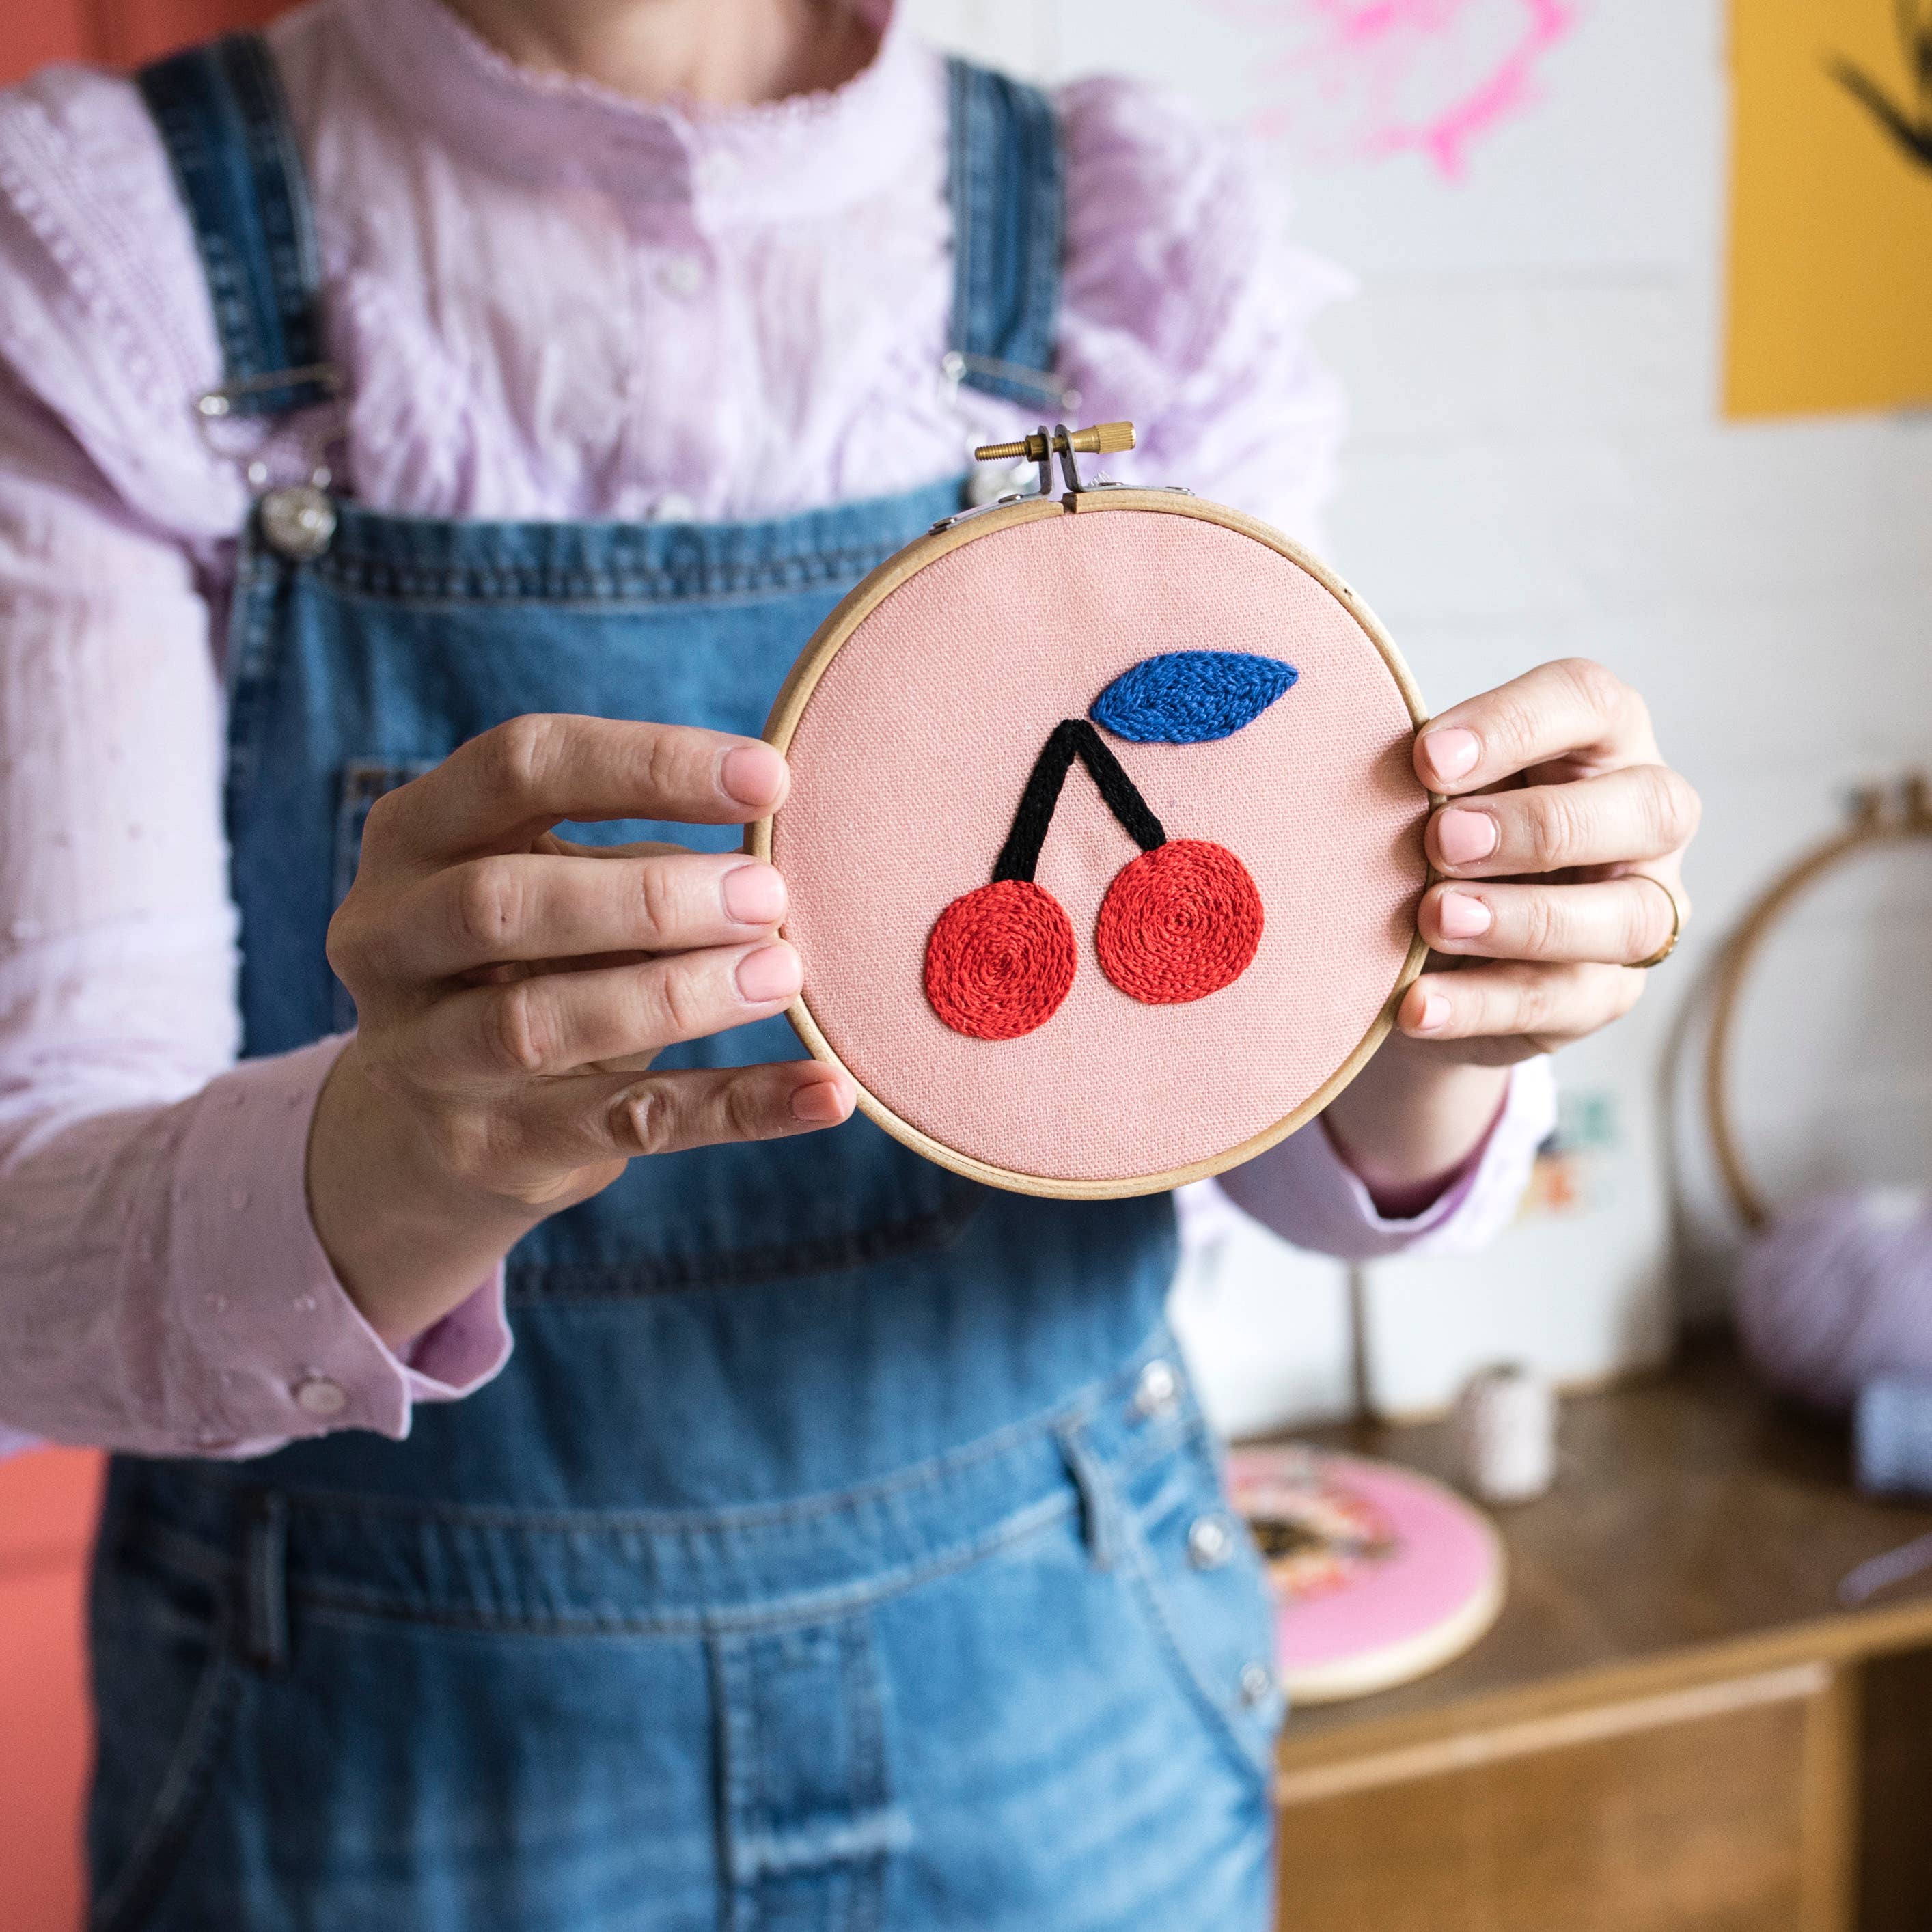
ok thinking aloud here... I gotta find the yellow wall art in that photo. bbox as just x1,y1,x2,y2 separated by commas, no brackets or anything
1727,0,1932,417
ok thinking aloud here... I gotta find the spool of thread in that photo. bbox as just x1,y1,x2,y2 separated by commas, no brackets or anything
1454,1364,1558,1506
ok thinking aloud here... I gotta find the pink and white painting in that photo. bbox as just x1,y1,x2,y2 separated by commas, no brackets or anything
1206,0,1581,179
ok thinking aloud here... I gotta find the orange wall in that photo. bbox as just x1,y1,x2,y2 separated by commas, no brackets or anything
0,20,104,1932
0,1451,105,1932
0,0,295,85
3,3,298,1924
0,8,94,79
0,11,299,1924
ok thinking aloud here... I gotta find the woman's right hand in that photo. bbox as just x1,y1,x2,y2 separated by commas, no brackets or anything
308,714,854,1345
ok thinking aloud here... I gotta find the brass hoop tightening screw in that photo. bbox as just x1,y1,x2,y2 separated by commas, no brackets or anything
972,422,1137,464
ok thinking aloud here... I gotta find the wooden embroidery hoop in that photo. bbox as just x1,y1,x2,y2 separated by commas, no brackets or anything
750,428,1437,1200
1705,774,1932,1230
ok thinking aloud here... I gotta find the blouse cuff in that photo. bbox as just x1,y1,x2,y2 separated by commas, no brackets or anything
1217,1055,1558,1262
169,1035,512,1454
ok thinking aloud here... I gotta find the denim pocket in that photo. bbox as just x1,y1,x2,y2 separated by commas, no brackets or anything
1109,1431,1285,1789
329,757,438,1031
87,1534,245,1932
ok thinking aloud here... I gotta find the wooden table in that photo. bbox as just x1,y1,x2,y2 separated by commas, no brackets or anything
1268,1333,1932,1932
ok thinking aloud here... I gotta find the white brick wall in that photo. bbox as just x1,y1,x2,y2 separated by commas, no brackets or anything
905,0,1932,1426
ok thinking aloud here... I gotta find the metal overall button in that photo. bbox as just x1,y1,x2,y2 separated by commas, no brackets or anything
260,484,337,561
1185,1513,1235,1570
1131,1357,1181,1422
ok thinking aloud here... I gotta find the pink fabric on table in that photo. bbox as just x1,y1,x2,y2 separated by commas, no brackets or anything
1226,1446,1504,1693
0,0,1543,1459
775,506,1426,1183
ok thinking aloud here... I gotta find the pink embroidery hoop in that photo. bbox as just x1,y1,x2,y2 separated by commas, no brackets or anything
1228,1446,1506,1705
751,450,1435,1199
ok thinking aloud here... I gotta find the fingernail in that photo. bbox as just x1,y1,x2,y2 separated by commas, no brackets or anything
736,942,802,1005
791,1077,849,1124
1411,987,1450,1034
721,743,787,809
1436,808,1498,866
1420,728,1480,784
721,861,786,926
1435,889,1492,939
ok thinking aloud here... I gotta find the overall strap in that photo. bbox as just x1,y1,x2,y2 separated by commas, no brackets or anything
135,34,337,421
945,59,1068,411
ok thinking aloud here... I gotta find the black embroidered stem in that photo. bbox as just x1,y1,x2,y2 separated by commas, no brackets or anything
991,719,1167,884
1071,722,1168,854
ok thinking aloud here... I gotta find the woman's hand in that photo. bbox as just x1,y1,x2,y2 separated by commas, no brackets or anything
1321,659,1698,1206
1404,656,1698,1056
308,714,853,1346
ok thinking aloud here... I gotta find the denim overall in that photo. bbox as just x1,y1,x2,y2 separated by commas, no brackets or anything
88,35,1284,1932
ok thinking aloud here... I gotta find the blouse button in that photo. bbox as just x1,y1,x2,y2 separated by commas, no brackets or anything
693,150,739,195
293,1375,347,1418
651,491,698,523
1186,1513,1234,1569
657,255,705,300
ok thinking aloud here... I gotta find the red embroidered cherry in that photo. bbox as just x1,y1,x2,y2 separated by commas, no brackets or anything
1094,839,1262,1005
924,879,1077,1040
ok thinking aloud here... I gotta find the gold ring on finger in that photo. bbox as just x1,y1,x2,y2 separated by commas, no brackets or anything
1630,873,1683,969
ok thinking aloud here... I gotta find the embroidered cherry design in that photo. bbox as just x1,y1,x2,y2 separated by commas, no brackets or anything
1094,838,1263,1005
922,721,1262,1038
924,723,1108,1041
924,653,1296,1042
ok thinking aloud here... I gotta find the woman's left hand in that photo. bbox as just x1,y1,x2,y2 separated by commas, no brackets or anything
1400,657,1700,1062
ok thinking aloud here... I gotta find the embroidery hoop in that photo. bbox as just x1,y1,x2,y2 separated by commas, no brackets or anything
1705,775,1932,1229
1228,1446,1506,1706
751,450,1436,1200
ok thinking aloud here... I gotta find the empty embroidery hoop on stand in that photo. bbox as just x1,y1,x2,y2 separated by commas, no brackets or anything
751,422,1437,1199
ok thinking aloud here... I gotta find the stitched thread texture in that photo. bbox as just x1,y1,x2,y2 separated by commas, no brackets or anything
924,651,1300,1037
777,508,1422,1179
993,719,1165,885
923,880,1078,1040
1091,651,1299,745
1094,841,1264,1005
925,708,1272,1035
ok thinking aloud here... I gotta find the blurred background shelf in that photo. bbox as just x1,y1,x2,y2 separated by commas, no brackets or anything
1269,1332,1932,1932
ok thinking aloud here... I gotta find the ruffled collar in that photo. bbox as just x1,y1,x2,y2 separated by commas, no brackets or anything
336,0,926,219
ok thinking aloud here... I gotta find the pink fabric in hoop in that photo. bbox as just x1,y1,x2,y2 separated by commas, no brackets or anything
771,505,1427,1185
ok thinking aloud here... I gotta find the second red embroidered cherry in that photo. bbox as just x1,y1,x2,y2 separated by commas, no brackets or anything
1094,840,1262,1005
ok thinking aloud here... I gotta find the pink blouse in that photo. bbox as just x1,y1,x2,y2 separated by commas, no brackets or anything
0,0,1555,1459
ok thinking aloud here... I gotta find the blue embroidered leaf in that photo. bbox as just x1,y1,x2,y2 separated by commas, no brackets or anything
1090,652,1299,745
